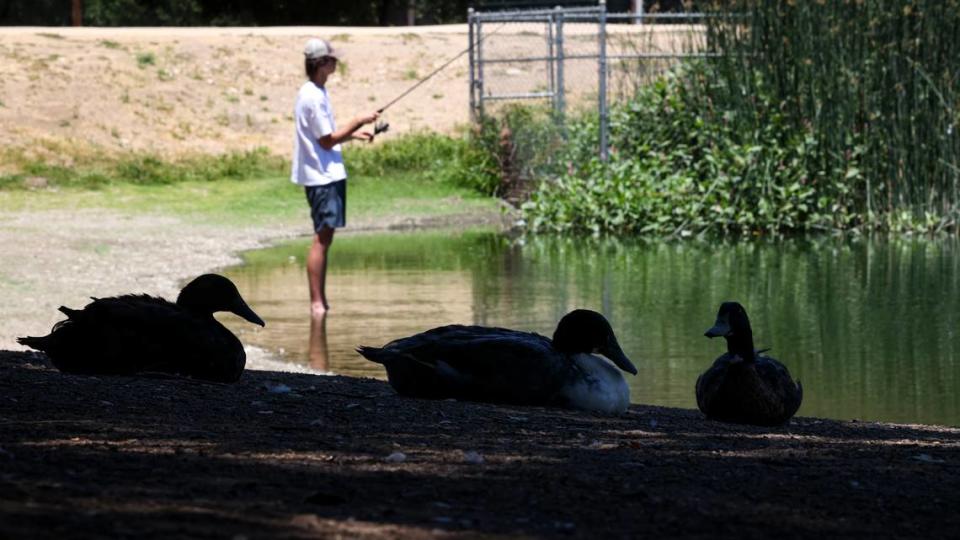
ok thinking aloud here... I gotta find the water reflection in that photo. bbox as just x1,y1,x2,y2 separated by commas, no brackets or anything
308,314,330,372
223,230,960,426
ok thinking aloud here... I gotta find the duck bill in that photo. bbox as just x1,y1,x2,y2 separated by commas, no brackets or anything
602,336,638,375
704,317,730,338
233,301,265,327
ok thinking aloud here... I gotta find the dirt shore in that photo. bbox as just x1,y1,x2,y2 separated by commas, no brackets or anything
0,206,512,356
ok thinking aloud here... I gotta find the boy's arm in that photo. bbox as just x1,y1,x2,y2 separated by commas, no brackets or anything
318,111,380,149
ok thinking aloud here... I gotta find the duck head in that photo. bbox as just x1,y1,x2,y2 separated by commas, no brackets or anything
176,274,265,326
705,301,754,360
552,310,637,375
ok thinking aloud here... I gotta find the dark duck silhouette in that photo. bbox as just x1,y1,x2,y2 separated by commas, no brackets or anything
695,301,803,426
17,274,264,383
356,309,638,414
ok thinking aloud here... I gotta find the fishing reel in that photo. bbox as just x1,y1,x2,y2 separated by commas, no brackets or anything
369,120,389,143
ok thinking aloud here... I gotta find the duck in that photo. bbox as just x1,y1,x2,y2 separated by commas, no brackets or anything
356,309,638,414
695,301,803,426
17,274,264,383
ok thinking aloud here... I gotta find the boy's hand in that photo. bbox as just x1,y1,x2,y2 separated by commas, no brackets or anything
357,111,380,125
354,131,375,142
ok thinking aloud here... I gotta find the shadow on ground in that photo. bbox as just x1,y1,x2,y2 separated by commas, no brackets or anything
1,350,957,539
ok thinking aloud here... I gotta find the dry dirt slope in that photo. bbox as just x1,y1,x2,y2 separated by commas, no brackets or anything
0,23,703,163
0,25,472,161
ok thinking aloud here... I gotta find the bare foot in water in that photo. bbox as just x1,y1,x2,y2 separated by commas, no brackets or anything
311,302,329,317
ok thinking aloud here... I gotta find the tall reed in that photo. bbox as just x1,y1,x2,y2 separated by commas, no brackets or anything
706,0,960,230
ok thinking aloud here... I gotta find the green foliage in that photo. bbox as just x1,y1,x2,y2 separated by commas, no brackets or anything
439,104,569,199
348,132,456,177
0,0,71,25
135,52,155,68
85,0,202,26
348,131,500,195
0,147,285,190
705,0,960,232
523,64,856,235
521,2,960,235
492,104,568,182
114,148,286,185
443,131,501,196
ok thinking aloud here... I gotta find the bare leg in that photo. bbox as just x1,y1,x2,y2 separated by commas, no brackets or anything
307,226,335,316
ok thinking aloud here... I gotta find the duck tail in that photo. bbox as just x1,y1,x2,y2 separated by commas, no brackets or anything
356,346,436,370
355,346,394,365
16,335,47,351
19,309,79,353
58,305,82,319
356,346,454,399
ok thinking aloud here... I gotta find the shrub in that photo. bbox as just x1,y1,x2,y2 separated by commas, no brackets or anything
523,63,856,235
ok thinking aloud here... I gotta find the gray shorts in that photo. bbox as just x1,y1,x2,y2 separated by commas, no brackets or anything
305,180,346,232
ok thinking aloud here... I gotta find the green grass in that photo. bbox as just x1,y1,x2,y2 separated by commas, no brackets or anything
0,132,500,228
0,147,285,190
0,171,495,227
348,171,495,219
136,52,156,68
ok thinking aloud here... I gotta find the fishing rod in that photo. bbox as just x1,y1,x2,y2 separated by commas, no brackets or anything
372,22,508,137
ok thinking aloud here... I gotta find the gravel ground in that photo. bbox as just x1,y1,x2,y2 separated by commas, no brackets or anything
1,350,958,539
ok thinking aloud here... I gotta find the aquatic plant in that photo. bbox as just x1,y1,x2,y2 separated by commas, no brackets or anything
705,0,960,232
522,1,960,235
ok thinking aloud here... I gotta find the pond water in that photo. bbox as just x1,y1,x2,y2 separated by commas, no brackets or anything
222,229,960,427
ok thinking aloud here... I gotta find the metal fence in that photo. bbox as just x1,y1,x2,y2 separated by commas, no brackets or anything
467,2,711,160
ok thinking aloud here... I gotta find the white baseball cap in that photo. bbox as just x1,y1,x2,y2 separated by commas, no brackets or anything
304,38,341,60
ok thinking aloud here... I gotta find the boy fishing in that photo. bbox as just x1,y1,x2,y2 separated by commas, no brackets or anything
291,38,379,316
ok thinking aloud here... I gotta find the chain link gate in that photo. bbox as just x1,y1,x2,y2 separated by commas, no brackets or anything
468,5,609,157
468,3,710,161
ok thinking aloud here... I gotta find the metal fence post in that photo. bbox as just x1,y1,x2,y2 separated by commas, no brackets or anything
598,0,609,160
547,18,555,111
468,8,477,121
554,6,565,118
468,6,711,141
633,0,644,24
476,17,486,119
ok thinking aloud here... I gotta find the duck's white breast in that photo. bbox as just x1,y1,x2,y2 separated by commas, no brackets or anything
559,354,631,414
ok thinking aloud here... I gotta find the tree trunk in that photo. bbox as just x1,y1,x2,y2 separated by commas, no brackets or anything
71,0,82,26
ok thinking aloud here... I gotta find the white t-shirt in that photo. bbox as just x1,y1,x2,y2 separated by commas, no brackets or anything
291,81,346,186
